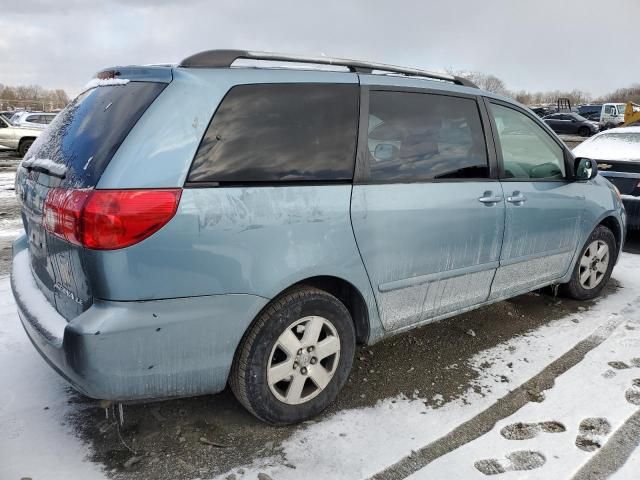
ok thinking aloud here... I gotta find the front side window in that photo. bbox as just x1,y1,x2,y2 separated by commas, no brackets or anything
365,91,489,182
490,103,566,180
188,83,359,183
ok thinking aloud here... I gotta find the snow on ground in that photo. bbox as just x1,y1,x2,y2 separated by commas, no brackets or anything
0,276,105,480
214,253,640,480
0,219,23,238
0,171,16,198
1,254,639,480
410,268,640,478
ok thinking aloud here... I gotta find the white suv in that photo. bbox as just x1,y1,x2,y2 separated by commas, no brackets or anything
0,116,41,156
10,111,57,129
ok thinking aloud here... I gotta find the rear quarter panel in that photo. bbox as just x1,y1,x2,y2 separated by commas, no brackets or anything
83,186,383,339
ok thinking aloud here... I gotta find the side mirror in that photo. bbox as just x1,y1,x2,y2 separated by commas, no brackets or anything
373,143,399,162
574,157,598,181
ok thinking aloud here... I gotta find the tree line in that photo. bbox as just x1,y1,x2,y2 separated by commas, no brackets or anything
0,84,70,112
1,75,639,114
448,70,640,106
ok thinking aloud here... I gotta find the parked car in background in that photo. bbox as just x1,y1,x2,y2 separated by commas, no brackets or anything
0,115,41,156
531,106,554,117
11,51,625,425
0,111,16,121
574,126,640,230
583,112,602,122
10,111,57,129
578,104,602,119
543,112,599,136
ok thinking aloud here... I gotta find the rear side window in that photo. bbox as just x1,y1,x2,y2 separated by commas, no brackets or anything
188,84,359,183
365,91,489,182
24,82,166,187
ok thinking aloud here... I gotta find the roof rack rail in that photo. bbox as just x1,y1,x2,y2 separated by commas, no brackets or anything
178,50,477,88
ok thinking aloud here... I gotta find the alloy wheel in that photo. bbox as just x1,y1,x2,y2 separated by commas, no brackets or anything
267,316,341,405
579,240,610,289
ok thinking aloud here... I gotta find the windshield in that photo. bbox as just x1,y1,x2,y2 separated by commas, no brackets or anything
23,82,166,187
572,114,588,122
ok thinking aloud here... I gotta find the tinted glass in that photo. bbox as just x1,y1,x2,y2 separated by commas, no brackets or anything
188,84,359,183
24,82,166,187
366,91,488,182
490,103,566,180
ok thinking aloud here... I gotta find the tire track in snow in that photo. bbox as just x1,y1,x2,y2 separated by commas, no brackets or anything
571,408,640,479
369,297,640,480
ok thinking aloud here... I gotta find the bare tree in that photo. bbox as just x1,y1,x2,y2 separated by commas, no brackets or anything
446,69,509,95
0,84,70,111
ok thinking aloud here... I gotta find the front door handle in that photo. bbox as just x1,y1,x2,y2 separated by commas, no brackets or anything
478,191,503,205
506,191,527,205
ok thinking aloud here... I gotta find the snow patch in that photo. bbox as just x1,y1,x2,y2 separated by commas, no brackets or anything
0,277,104,480
10,248,67,344
21,157,67,177
411,256,640,479
83,78,130,90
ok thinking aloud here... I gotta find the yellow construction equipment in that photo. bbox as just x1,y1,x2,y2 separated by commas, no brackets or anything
623,102,640,126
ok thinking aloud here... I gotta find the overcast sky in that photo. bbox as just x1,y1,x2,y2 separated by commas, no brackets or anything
0,0,637,98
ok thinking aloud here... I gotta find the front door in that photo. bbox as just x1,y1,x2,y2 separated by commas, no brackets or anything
351,87,505,331
487,101,584,299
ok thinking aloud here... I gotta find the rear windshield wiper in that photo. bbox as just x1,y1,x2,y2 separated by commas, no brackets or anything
21,158,67,179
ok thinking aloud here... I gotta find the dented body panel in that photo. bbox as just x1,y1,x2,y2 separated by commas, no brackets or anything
12,234,269,399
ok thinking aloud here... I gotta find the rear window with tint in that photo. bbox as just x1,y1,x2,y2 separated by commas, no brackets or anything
365,91,489,182
188,83,359,183
24,82,166,187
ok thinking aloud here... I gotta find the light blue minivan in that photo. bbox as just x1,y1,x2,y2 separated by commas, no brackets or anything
11,50,626,424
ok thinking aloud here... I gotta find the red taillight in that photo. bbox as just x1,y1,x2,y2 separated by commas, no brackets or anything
44,188,182,250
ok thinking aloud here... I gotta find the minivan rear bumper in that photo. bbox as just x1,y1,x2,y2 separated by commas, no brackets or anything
11,234,269,401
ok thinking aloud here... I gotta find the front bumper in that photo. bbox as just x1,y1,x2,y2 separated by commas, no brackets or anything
10,234,269,401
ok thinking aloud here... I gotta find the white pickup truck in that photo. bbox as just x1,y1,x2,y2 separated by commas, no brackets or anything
600,103,627,130
0,115,41,157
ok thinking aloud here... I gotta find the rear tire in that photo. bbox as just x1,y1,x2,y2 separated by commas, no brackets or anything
18,138,34,157
230,286,355,425
560,226,616,300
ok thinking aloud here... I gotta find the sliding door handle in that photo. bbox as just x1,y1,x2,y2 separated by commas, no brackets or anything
478,192,503,205
506,192,527,205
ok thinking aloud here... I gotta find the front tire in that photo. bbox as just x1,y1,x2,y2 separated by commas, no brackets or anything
230,286,355,425
578,126,590,137
560,226,616,300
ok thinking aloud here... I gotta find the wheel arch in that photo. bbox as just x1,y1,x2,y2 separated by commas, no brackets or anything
286,276,370,344
18,135,36,145
18,136,36,155
598,215,623,257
